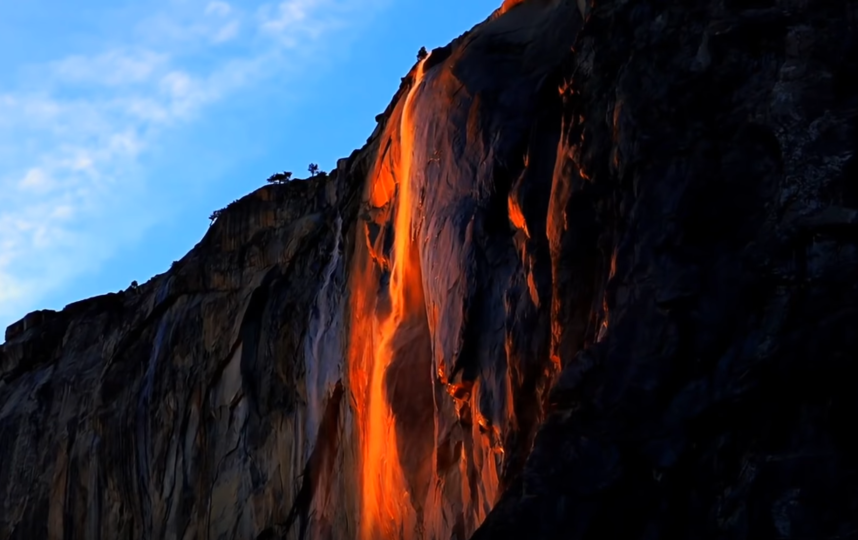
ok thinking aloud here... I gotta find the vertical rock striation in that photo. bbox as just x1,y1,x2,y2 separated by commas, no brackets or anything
476,0,858,538
2,0,857,539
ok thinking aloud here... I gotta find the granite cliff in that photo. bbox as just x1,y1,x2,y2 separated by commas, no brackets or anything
2,0,857,538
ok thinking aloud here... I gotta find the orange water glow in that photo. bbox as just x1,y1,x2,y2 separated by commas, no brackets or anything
348,58,429,540
497,0,528,15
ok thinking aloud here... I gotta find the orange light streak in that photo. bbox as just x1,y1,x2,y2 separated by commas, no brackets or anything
350,58,430,540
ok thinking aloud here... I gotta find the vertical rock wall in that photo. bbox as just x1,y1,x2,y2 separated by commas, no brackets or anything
476,0,858,538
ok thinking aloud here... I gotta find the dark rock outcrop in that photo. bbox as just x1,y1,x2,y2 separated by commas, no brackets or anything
475,0,858,538
2,0,857,539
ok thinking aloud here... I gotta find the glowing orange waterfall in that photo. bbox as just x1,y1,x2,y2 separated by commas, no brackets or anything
348,58,429,540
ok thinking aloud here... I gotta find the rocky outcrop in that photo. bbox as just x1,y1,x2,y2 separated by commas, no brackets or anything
1,172,363,539
474,0,858,538
2,0,857,539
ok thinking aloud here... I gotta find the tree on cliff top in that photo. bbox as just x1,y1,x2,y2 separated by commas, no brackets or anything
266,171,293,184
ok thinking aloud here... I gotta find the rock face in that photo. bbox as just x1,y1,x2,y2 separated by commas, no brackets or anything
2,0,857,539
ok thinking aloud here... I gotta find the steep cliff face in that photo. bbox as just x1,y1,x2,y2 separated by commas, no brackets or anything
474,0,858,538
2,0,857,539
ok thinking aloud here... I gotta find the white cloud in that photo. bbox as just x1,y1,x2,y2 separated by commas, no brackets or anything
18,168,52,193
50,50,168,87
257,0,354,44
0,0,380,330
205,1,233,17
213,21,240,43
259,0,311,32
160,70,194,99
204,2,241,43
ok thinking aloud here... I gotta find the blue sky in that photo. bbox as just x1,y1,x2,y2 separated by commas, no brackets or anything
0,0,499,332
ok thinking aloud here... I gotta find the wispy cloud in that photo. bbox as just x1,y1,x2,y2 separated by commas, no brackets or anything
50,50,169,87
206,1,233,17
0,0,382,329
